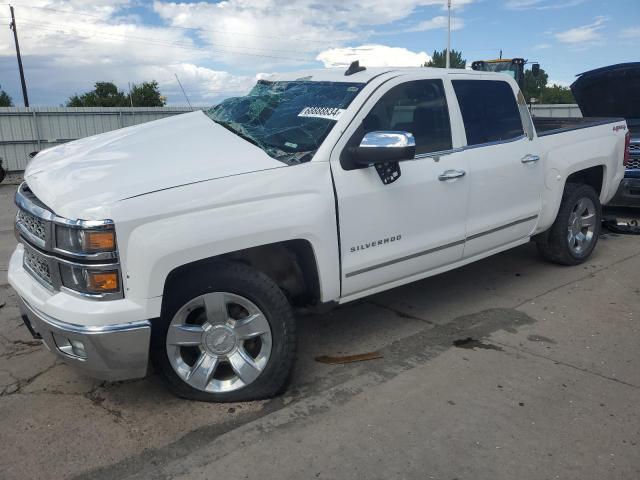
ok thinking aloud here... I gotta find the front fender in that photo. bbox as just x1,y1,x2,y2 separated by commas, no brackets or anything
114,163,339,313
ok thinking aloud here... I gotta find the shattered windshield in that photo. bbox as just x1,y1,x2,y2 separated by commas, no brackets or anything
205,80,364,164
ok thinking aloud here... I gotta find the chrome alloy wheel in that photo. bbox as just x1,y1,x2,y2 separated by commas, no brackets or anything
166,292,272,393
567,197,597,256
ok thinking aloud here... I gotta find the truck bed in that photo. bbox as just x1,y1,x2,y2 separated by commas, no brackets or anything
533,117,623,137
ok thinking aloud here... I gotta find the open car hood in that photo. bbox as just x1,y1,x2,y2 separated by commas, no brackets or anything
571,63,640,134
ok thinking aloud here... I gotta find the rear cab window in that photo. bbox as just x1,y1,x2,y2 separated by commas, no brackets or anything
452,80,525,146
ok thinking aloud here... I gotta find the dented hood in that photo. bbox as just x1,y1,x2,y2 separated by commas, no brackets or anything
571,63,640,133
24,111,286,219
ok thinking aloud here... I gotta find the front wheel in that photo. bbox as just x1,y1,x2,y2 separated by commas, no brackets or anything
536,183,602,266
152,262,296,402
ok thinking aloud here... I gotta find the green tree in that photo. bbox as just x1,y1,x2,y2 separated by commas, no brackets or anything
67,82,128,107
67,81,166,107
0,87,13,107
425,49,466,69
539,84,575,104
522,67,548,102
130,81,166,107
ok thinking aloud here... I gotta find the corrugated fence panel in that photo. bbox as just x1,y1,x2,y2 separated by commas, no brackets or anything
0,107,194,171
0,105,583,172
530,104,582,118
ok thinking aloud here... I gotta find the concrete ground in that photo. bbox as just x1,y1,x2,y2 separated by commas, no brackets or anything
0,182,638,480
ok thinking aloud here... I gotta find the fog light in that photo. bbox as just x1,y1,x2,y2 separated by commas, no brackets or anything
52,333,87,359
70,340,86,358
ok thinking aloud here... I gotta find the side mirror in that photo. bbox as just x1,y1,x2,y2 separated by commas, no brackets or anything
351,131,416,166
531,63,540,77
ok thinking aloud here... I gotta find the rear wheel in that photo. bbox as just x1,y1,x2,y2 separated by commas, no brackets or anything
536,183,601,265
152,262,296,402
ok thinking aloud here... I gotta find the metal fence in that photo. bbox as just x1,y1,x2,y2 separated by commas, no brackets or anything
0,104,582,172
530,104,582,118
0,107,193,171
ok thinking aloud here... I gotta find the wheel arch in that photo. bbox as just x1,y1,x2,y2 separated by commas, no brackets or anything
566,165,604,197
536,163,606,235
161,239,322,318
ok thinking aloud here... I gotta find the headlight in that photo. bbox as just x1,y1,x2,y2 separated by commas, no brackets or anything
59,264,121,295
55,225,116,255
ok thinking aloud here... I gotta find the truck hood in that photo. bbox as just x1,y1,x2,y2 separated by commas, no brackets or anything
571,62,640,135
24,110,286,219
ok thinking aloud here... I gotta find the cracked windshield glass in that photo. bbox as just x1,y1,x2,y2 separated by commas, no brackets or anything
205,80,364,164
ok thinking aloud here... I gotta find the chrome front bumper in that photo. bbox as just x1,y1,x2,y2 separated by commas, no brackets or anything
18,297,151,381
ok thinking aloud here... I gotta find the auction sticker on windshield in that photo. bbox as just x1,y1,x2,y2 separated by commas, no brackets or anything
298,107,345,121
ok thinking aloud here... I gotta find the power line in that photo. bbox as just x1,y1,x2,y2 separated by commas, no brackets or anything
21,19,320,54
23,5,341,45
20,20,317,62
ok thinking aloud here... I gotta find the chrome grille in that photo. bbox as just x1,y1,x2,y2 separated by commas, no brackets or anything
23,245,53,288
627,157,640,169
16,210,47,243
629,143,639,155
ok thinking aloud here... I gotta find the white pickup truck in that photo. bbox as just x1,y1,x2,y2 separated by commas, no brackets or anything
9,66,628,402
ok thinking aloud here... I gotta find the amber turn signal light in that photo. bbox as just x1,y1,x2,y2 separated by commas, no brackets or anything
85,230,116,251
86,271,119,292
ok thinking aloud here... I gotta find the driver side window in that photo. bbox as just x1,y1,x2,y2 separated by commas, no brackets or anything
363,80,452,155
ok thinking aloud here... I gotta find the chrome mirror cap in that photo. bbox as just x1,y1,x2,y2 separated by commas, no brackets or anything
359,131,416,149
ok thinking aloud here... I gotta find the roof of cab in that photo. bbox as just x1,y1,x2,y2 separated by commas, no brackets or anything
261,66,486,84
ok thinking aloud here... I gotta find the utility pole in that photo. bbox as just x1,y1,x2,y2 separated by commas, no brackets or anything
9,5,29,107
446,0,451,69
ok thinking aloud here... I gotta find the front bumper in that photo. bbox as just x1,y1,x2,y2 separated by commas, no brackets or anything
9,245,156,382
18,296,151,381
607,172,640,207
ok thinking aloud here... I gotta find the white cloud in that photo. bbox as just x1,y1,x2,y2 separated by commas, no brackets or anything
505,0,585,10
316,45,430,68
555,17,607,44
441,0,475,10
531,43,551,51
0,1,252,104
0,0,476,105
620,27,640,39
406,16,464,32
152,0,474,67
547,79,571,88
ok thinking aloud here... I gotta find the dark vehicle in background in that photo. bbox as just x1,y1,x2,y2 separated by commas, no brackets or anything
571,63,640,207
471,57,540,89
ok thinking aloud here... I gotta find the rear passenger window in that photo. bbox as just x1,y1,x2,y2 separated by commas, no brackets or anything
452,80,524,146
362,80,452,155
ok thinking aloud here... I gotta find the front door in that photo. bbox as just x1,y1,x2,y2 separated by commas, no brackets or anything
331,77,469,299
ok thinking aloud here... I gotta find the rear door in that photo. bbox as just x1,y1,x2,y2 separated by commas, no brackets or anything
330,75,469,299
450,77,543,258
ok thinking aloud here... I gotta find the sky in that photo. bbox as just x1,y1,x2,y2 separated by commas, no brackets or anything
0,0,638,106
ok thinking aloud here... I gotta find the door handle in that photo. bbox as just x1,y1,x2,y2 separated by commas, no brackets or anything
438,169,466,181
521,154,540,164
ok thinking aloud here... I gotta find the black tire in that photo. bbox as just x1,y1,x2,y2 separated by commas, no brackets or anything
536,183,602,266
151,261,296,402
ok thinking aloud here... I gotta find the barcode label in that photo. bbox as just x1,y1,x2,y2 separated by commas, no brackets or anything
298,107,345,121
